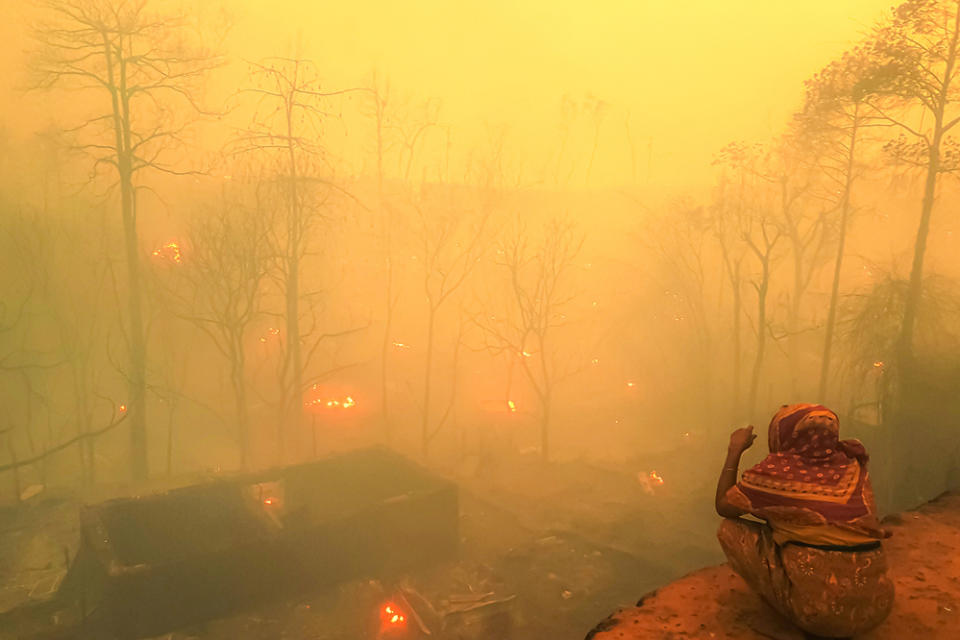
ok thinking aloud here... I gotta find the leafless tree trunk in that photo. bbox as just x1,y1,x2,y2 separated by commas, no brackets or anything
157,186,272,469
31,0,221,480
745,221,781,420
819,110,862,400
416,198,489,457
477,218,584,462
236,57,362,460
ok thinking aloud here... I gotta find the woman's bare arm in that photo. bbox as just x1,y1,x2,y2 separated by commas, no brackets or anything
715,426,755,518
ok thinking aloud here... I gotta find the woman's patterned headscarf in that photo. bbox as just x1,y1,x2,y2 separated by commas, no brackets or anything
737,404,872,523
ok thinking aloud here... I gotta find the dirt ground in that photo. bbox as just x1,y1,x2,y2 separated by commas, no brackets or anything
586,492,960,639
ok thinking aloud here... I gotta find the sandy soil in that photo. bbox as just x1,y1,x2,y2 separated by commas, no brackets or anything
586,492,960,639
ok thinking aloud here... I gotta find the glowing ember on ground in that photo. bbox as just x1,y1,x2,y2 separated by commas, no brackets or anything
119,404,127,413
637,470,663,495
591,358,600,365
873,361,884,368
626,381,636,388
151,241,182,264
520,350,532,358
263,498,275,506
325,396,356,409
306,393,357,410
507,400,517,412
392,341,410,349
382,604,406,626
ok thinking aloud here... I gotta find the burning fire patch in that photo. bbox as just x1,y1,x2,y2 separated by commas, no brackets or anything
380,603,407,631
384,605,405,624
151,241,182,264
637,469,665,495
304,384,358,411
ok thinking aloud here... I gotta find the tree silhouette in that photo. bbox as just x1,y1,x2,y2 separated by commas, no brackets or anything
31,0,221,480
477,217,584,461
861,0,960,371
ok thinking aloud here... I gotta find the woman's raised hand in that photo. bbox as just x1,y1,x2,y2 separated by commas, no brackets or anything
728,425,757,455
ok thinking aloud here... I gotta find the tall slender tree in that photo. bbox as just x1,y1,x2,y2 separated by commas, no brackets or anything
862,0,960,371
477,217,585,462
159,186,273,469
414,194,489,457
235,57,360,459
31,0,221,480
715,143,783,420
798,49,876,401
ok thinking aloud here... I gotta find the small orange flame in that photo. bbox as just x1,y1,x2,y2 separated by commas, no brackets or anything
382,604,406,626
873,361,884,368
151,241,182,264
263,497,274,506
649,470,664,486
305,393,357,410
119,404,127,413
626,381,636,388
325,396,356,409
507,400,517,412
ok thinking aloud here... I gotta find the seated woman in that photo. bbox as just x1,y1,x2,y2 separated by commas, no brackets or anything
715,404,894,638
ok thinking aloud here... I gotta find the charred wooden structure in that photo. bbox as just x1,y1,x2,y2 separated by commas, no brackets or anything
64,448,458,638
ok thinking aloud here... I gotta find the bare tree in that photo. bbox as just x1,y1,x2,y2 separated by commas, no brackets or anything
234,57,362,459
31,0,222,480
715,143,783,419
723,140,826,396
584,95,609,186
550,93,608,186
414,194,489,457
362,73,399,442
396,97,441,183
798,48,879,401
744,212,783,419
476,217,584,461
358,75,441,443
767,143,826,393
157,185,272,469
709,171,749,417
